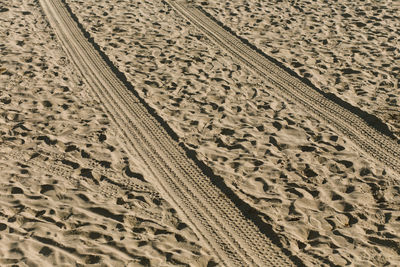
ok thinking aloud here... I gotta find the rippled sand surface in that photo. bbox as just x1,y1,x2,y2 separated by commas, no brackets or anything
1,0,400,266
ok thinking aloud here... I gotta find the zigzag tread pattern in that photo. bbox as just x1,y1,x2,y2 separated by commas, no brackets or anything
166,0,400,176
38,0,293,266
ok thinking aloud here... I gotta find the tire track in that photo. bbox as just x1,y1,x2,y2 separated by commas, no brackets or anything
6,147,159,198
38,0,294,266
5,147,164,223
166,1,400,176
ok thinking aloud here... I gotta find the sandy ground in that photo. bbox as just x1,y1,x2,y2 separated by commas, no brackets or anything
1,0,400,266
0,1,214,266
197,0,400,139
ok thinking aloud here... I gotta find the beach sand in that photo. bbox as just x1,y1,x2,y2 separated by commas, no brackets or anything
199,0,400,139
0,1,214,266
1,0,400,266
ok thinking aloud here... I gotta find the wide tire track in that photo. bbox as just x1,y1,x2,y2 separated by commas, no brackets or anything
38,0,294,266
166,1,400,175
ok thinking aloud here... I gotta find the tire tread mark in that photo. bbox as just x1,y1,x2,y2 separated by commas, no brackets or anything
38,0,293,266
166,0,400,175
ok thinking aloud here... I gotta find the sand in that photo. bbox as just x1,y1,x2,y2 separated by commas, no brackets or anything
197,0,400,139
1,0,400,266
0,1,214,266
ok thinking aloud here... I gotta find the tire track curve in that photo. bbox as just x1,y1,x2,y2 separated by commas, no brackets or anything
38,0,294,266
166,0,400,176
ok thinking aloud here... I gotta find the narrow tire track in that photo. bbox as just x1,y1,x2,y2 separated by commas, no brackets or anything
38,0,294,266
166,0,400,176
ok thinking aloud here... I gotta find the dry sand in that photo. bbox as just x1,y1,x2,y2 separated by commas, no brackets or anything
0,1,214,266
198,0,400,138
1,0,400,266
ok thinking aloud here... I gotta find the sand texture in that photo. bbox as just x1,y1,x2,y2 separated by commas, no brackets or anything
2,0,400,266
0,1,214,266
197,0,400,139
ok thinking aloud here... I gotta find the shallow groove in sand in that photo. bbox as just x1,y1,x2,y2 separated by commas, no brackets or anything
38,0,294,266
166,1,400,176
